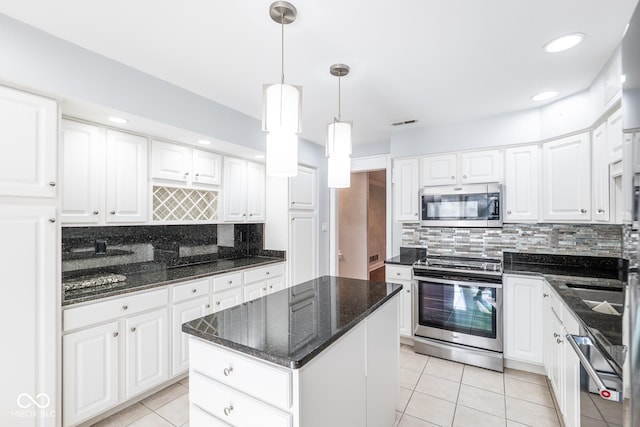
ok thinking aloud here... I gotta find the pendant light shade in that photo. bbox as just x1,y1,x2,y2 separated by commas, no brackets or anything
266,131,298,177
327,155,351,188
326,120,352,157
263,2,301,177
326,63,352,188
263,83,301,133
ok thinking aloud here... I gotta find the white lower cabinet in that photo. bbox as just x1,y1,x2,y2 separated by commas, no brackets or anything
213,287,243,311
243,263,286,302
63,321,119,427
172,296,210,376
124,308,170,398
503,275,544,365
385,265,413,337
189,295,399,427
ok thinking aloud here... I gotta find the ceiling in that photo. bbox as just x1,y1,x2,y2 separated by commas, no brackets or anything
0,0,638,146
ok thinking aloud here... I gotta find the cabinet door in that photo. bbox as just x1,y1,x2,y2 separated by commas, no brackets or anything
223,157,247,221
61,120,105,223
246,161,266,221
385,267,412,337
106,130,148,223
125,308,169,398
562,313,581,427
592,122,611,222
289,212,317,286
607,108,623,163
542,133,591,221
548,310,564,412
172,296,210,376
244,281,267,302
393,158,420,222
1,205,58,426
289,165,316,209
460,149,501,184
267,275,286,294
150,140,191,183
0,85,57,198
504,275,544,364
213,287,243,311
63,322,119,426
504,145,539,222
420,153,456,186
192,149,221,186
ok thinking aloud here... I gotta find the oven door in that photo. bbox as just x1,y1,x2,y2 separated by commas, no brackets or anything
414,276,503,352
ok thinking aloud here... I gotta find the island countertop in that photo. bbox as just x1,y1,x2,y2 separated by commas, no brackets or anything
182,275,402,369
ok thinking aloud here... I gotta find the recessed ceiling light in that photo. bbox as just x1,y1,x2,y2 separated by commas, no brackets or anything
198,139,212,145
543,33,585,53
531,91,558,101
254,154,265,159
108,116,128,124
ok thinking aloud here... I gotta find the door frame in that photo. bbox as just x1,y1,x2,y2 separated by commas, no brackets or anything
329,155,392,276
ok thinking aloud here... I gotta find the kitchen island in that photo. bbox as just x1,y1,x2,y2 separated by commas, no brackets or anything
182,276,402,427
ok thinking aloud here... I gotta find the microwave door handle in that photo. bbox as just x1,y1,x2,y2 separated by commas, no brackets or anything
489,197,500,216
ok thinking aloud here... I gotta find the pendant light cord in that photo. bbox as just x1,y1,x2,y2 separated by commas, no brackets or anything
337,74,342,121
280,14,285,85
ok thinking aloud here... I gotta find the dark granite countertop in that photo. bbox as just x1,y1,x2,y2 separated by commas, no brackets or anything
63,256,285,306
385,247,426,266
503,252,626,376
182,276,402,369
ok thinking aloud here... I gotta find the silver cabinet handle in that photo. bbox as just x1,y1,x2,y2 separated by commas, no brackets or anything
206,304,210,308
598,208,605,213
269,285,273,289
93,210,99,215
130,327,136,332
396,272,401,276
216,301,221,306
450,176,455,179
266,271,270,275
566,334,621,401
49,218,56,223
506,210,512,215
406,289,410,293
228,280,233,284
543,293,549,297
122,305,128,310
223,366,233,376
414,213,418,216
262,287,267,291
184,172,189,176
49,181,56,187
556,338,563,344
192,288,197,293
242,213,246,216
249,213,253,216
223,404,234,416
195,173,199,178
553,332,560,338
581,209,587,213
110,211,116,215
112,332,119,337
463,174,467,178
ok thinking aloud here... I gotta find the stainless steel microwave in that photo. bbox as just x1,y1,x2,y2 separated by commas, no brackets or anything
420,183,502,227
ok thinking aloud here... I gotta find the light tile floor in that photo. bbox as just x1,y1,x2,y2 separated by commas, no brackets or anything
95,345,561,427
395,344,562,427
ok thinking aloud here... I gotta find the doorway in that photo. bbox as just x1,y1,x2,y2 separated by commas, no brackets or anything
337,170,387,280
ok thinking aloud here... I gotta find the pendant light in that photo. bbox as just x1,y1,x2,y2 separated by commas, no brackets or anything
326,63,352,188
263,1,301,177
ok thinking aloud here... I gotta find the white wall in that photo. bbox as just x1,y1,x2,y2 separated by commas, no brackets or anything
0,13,331,275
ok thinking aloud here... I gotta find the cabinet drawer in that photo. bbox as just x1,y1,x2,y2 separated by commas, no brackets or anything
244,263,285,285
212,272,242,292
191,372,292,427
190,403,233,427
64,288,168,331
190,338,292,410
386,265,412,281
173,278,210,303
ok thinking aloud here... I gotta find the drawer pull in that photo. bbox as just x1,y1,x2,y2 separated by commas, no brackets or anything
112,332,119,337
406,289,410,293
122,305,128,310
557,338,563,344
266,271,270,275
553,332,560,338
396,272,401,276
206,304,211,309
223,366,233,376
228,280,233,284
543,293,549,298
130,327,136,332
269,285,273,289
192,288,197,293
216,301,221,306
223,404,234,416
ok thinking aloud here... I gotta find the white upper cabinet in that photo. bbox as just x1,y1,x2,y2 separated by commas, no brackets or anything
459,149,501,184
289,165,316,209
504,144,540,222
223,157,265,222
151,140,221,186
0,85,57,198
61,120,105,223
607,108,623,163
592,122,610,222
106,130,148,223
393,158,420,222
420,149,501,187
542,132,591,221
420,153,457,186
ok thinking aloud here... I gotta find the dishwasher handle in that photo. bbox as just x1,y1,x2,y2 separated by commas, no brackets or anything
566,334,622,402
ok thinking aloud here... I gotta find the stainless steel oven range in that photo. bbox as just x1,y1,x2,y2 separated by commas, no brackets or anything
413,255,504,372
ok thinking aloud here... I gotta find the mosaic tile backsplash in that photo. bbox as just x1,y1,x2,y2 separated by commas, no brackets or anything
402,223,623,259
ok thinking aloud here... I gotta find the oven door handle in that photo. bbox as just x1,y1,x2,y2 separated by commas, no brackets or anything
414,276,502,289
566,334,622,402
